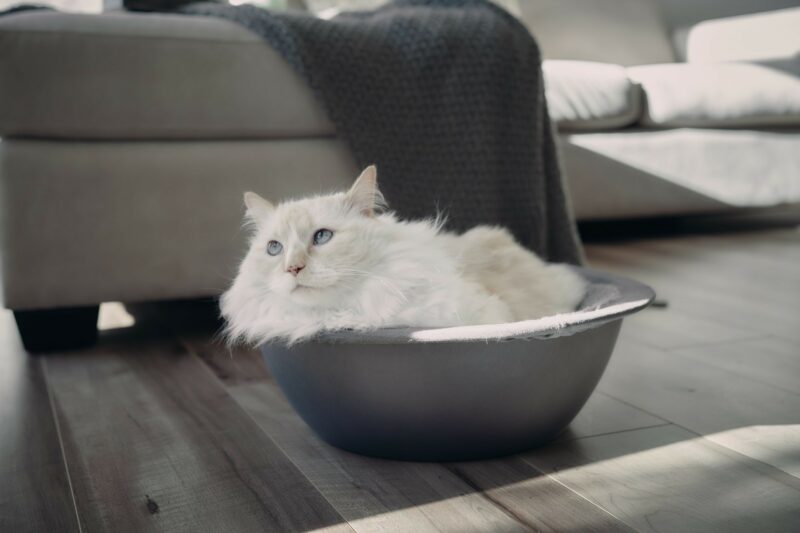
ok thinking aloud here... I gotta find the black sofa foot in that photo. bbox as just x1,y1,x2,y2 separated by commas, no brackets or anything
13,305,99,353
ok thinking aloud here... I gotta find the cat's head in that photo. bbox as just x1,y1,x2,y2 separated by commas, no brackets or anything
240,166,386,304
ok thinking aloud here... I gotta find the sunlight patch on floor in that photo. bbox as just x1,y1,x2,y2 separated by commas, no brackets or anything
704,424,800,478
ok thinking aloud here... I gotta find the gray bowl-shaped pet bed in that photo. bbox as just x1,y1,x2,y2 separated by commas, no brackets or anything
260,267,654,461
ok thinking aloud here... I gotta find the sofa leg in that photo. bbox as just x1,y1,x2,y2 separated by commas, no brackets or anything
13,305,99,353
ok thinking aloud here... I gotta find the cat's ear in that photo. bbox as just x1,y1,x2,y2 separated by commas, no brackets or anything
346,165,385,217
243,191,274,221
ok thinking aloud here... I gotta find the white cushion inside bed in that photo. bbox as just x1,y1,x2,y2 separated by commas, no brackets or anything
315,269,654,344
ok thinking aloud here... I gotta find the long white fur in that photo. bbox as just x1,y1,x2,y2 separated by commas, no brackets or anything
221,166,587,345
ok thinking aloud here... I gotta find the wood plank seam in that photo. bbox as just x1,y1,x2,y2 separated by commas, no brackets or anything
511,459,638,530
631,333,769,352
182,344,357,531
41,357,85,533
692,434,800,489
594,391,673,426
522,423,800,531
659,337,800,398
599,390,800,486
441,465,540,532
446,462,636,532
561,422,673,443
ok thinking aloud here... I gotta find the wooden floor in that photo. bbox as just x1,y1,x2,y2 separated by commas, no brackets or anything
2,214,800,532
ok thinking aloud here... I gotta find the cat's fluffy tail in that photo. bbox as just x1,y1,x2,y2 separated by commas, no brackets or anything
458,225,586,320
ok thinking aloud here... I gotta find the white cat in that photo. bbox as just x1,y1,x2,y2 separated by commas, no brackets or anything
221,166,586,344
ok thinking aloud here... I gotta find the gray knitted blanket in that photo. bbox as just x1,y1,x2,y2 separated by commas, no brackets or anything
180,0,583,264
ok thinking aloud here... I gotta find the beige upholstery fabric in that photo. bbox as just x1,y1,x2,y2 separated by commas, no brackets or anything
0,139,357,310
0,12,334,139
544,60,641,131
629,62,800,128
517,0,675,66
561,128,800,220
686,7,800,63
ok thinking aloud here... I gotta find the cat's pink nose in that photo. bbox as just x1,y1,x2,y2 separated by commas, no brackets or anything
287,264,305,277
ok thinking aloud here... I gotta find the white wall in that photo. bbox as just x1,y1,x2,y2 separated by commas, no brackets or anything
654,0,800,29
0,0,100,11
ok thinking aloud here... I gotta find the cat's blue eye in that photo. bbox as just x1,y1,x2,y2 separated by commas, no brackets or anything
313,229,333,246
266,240,283,256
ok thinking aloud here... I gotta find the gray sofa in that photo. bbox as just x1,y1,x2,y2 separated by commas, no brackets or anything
0,0,798,348
524,1,800,220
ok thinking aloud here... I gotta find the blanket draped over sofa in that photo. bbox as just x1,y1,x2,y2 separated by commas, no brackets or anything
178,0,583,264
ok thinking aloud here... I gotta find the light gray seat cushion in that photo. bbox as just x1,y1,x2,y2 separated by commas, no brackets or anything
544,60,641,131
560,128,800,220
629,61,800,128
0,11,334,139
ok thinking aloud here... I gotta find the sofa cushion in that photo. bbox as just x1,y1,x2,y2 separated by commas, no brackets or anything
561,128,800,220
543,60,641,131
628,62,800,128
0,11,334,139
517,0,675,66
